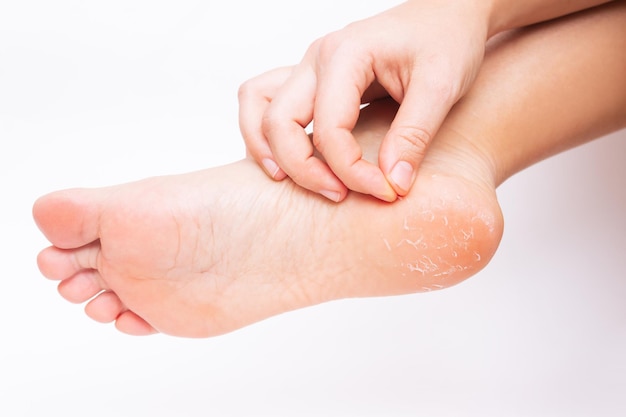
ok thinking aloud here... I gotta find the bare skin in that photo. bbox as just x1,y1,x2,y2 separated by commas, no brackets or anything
239,0,612,202
33,3,626,338
33,100,502,337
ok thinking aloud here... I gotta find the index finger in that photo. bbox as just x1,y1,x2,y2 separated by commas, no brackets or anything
262,63,349,202
313,51,396,201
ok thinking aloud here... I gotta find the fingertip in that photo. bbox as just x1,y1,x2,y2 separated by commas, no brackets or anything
319,189,345,203
387,160,416,196
273,169,288,181
261,158,283,180
374,188,398,203
378,125,431,197
369,179,398,202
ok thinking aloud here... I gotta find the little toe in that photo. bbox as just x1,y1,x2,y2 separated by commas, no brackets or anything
37,241,100,281
33,188,104,249
85,291,124,323
115,311,158,336
57,270,106,304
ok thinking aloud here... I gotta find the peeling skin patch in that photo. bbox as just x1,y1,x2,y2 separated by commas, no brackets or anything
428,231,450,250
421,284,445,292
460,228,474,241
395,199,491,282
402,210,435,230
397,237,425,250
402,241,480,278
471,213,497,233
382,237,392,252
452,235,469,251
407,255,439,275
433,265,468,277
403,216,419,231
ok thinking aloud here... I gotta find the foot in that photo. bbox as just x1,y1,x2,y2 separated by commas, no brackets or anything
33,99,503,338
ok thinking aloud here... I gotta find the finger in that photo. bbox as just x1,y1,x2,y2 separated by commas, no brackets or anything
313,51,396,201
379,77,457,196
264,62,348,202
238,67,293,180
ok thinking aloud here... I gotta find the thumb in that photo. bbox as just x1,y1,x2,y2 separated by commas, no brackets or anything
379,80,456,196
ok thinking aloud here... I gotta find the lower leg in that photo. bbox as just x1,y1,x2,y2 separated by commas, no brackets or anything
450,1,626,185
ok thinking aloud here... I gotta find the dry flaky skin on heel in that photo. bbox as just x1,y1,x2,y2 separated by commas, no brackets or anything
348,102,502,297
33,2,626,338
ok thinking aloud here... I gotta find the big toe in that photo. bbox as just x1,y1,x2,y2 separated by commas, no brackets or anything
33,188,103,249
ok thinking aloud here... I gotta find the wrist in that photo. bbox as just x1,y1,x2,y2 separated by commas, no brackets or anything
486,0,530,37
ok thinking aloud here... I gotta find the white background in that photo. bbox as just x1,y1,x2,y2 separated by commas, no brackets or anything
1,1,625,416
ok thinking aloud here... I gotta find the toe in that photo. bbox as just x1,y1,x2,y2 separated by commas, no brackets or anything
115,311,158,336
37,241,101,280
57,270,106,304
85,291,124,323
33,188,103,249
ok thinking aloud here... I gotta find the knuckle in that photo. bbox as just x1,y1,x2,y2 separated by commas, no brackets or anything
421,69,464,105
311,129,325,149
316,32,343,56
315,29,362,61
237,78,260,102
310,127,333,155
391,126,432,156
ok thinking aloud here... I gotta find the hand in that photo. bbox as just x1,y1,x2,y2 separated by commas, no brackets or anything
238,0,490,202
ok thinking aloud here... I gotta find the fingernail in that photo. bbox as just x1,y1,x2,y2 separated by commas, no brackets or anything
262,158,280,179
320,190,341,203
389,160,414,194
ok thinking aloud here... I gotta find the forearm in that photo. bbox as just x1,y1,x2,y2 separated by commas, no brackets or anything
445,1,626,186
486,0,615,36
